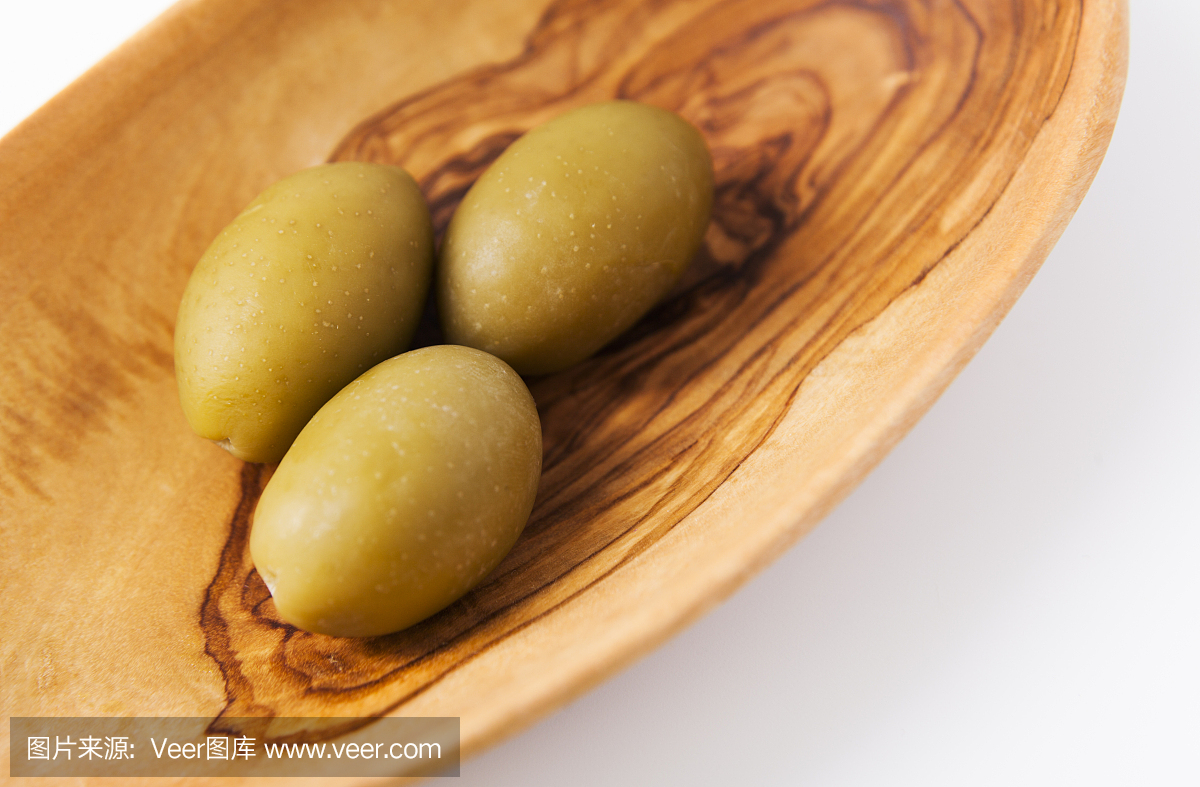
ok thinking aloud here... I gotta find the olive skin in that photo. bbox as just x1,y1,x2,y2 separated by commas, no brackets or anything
439,101,713,376
249,345,542,638
175,162,433,463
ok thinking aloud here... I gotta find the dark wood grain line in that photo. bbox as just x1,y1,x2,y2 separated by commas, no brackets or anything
200,462,276,722
0,289,174,503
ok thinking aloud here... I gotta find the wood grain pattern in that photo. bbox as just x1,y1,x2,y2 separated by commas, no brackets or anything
211,0,1084,721
0,0,1125,781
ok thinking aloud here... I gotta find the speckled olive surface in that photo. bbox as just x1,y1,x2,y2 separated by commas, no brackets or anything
175,162,433,463
438,101,713,376
249,345,542,638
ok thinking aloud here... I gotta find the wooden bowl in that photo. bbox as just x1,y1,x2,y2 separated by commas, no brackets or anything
0,0,1126,779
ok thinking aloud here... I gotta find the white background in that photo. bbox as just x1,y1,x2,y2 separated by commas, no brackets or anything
3,1,1196,784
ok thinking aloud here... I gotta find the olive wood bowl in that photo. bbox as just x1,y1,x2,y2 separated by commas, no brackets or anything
0,0,1127,781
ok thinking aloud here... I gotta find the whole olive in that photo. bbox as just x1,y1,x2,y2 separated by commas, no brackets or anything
438,101,713,376
249,345,542,638
175,162,433,463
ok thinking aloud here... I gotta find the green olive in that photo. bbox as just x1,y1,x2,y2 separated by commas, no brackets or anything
249,345,541,638
438,100,713,376
175,162,433,463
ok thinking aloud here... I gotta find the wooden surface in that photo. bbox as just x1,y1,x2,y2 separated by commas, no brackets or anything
0,0,1126,783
